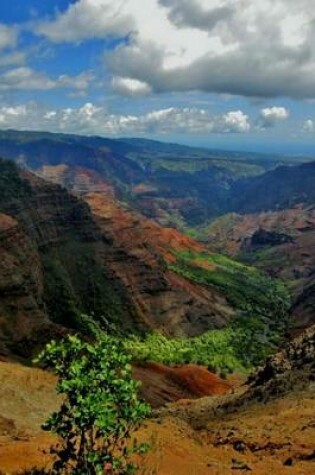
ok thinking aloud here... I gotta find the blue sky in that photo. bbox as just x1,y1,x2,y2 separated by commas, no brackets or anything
0,0,314,155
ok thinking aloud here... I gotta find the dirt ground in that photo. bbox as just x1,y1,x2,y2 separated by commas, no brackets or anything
0,361,314,474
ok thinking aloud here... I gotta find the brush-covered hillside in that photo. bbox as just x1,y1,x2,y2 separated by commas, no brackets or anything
0,159,290,372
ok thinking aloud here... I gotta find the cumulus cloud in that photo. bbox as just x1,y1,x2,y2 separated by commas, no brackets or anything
220,110,250,133
0,24,25,71
0,67,93,92
36,0,315,99
302,119,314,132
111,77,152,97
0,102,251,136
57,71,94,92
0,105,27,125
159,0,234,31
36,0,135,43
259,106,290,128
0,51,26,67
0,24,18,51
0,67,56,91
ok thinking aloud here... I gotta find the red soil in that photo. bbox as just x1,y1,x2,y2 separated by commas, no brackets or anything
39,164,115,196
0,360,314,474
0,214,17,232
133,362,231,408
85,192,204,263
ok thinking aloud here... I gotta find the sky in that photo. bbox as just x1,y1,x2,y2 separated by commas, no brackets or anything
0,0,314,155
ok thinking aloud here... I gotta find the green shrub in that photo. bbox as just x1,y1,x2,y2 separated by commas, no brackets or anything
35,335,150,475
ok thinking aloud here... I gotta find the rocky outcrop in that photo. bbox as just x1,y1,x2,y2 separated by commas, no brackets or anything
37,164,115,197
245,324,315,401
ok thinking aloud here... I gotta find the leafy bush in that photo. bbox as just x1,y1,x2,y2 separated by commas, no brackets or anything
36,335,150,475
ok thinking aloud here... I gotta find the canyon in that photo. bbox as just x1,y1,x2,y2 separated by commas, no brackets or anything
0,132,314,474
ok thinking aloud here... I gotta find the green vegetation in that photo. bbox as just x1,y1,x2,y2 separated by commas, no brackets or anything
55,247,291,376
125,330,245,375
124,250,291,374
168,250,289,316
0,159,32,204
27,239,294,376
42,242,125,331
124,310,287,375
146,157,263,177
36,335,150,475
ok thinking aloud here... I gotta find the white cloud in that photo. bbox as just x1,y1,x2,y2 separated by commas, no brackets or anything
259,106,290,128
112,107,250,134
220,110,250,133
0,24,18,51
0,67,93,92
44,111,57,120
0,105,27,124
111,77,152,97
0,102,251,136
0,24,24,72
57,71,94,92
0,51,25,67
302,119,314,132
0,67,56,91
36,0,135,43
36,0,315,99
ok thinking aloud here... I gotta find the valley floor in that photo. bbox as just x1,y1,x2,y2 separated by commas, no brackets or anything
0,361,314,474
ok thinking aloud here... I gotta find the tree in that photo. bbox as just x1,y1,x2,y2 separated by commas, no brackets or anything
36,335,150,475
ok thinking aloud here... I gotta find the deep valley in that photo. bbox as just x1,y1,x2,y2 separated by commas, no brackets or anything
0,131,314,474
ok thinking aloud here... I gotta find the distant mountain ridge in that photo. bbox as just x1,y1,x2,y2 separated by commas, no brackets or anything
230,160,315,214
0,129,309,228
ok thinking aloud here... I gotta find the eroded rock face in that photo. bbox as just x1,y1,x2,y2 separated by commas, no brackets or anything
0,161,131,357
0,214,45,355
246,324,315,401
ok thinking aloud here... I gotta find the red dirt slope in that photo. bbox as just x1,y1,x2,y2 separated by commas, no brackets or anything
84,192,235,337
133,362,231,408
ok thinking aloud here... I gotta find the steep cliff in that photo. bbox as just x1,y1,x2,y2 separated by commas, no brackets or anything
0,159,133,357
0,159,239,358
